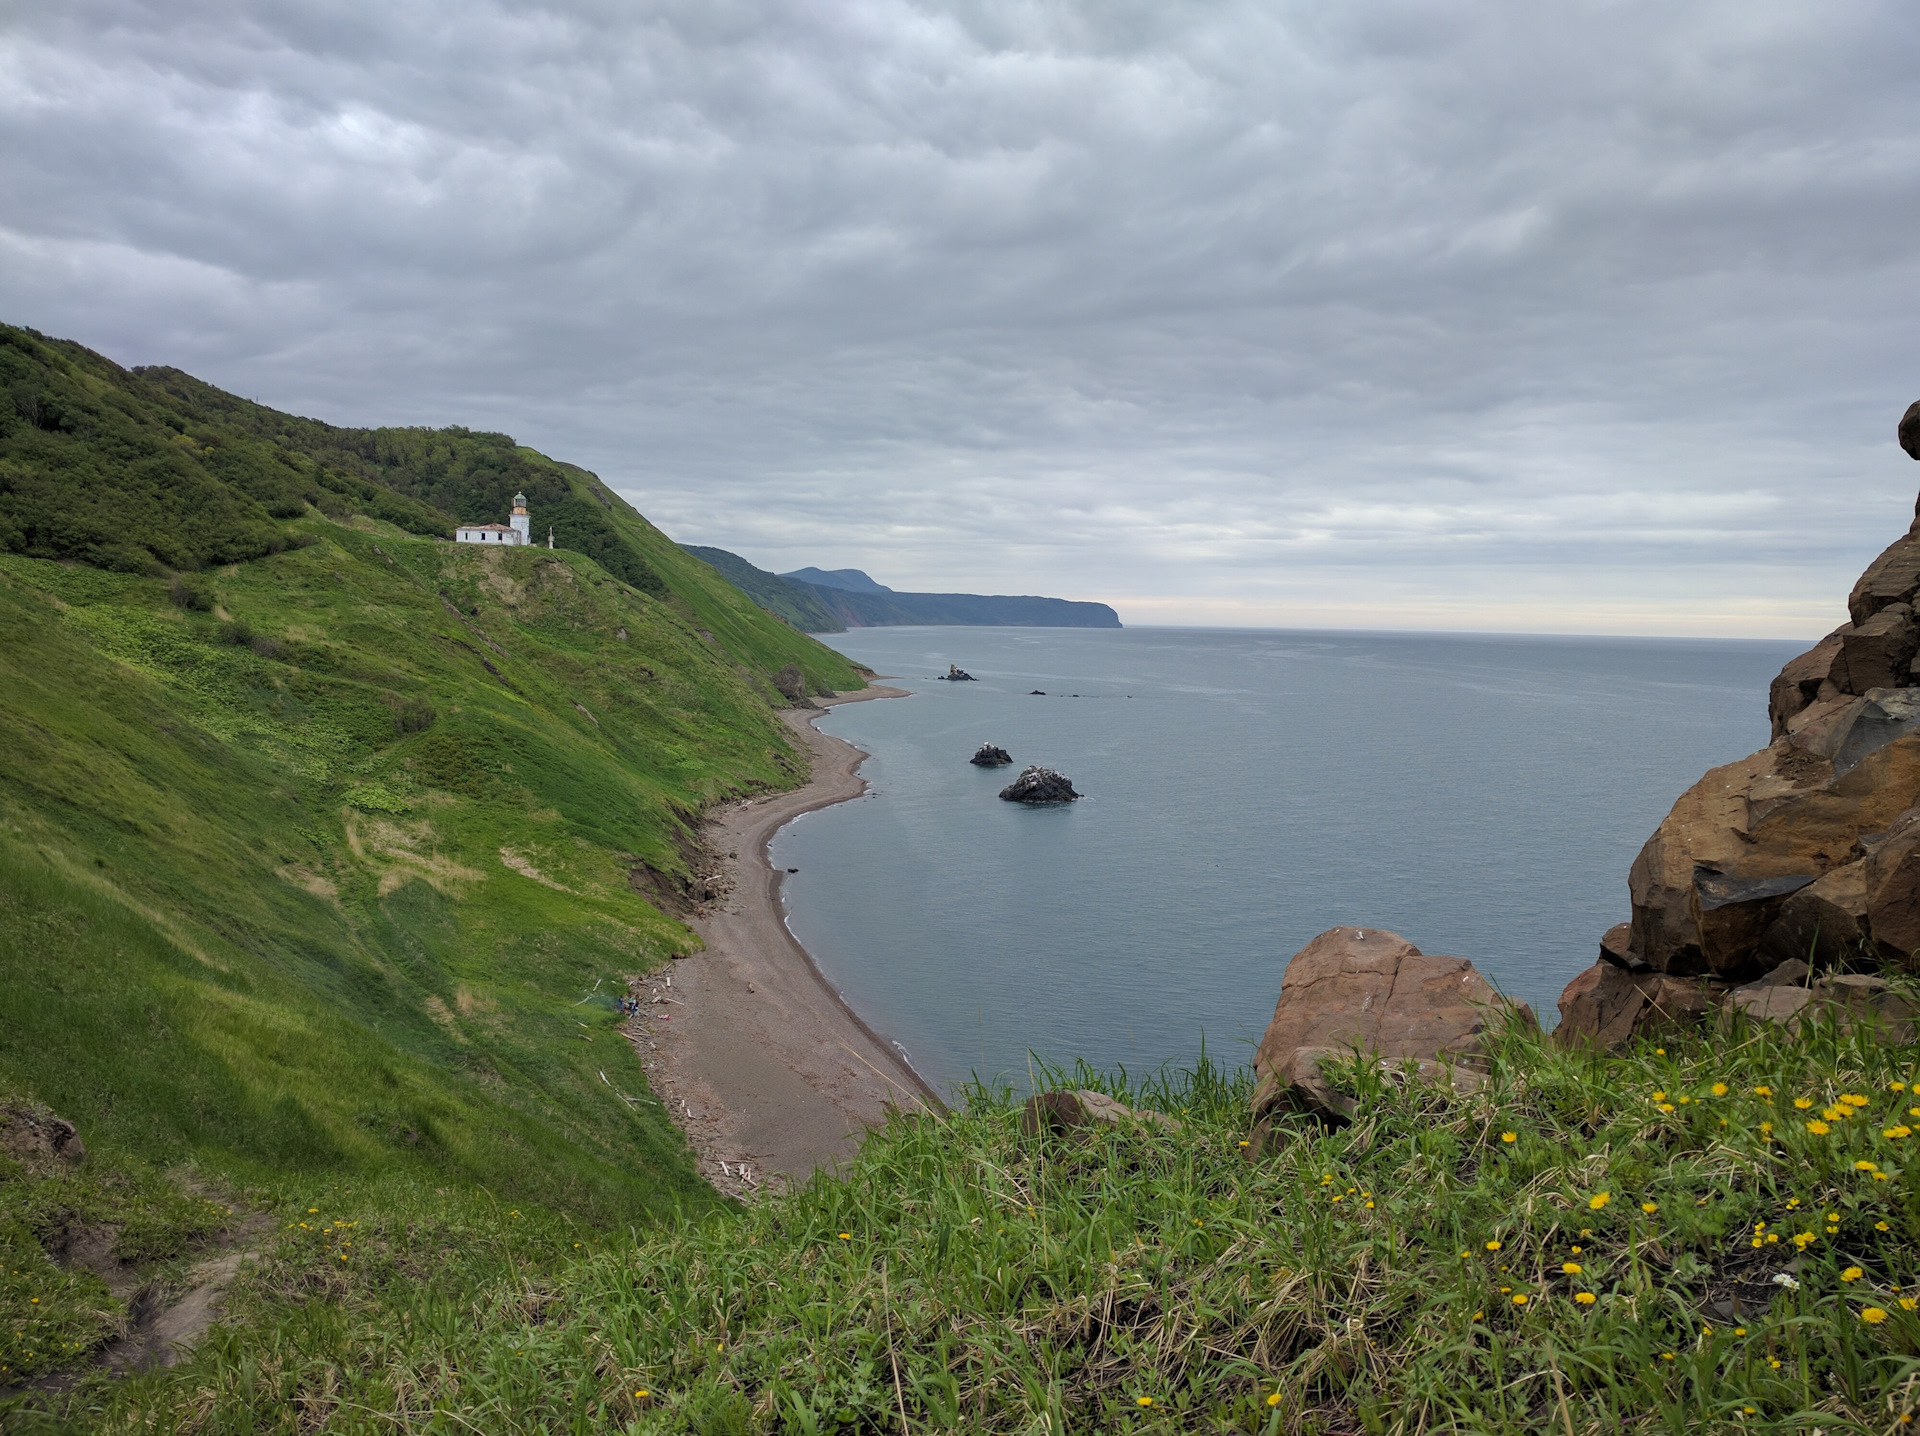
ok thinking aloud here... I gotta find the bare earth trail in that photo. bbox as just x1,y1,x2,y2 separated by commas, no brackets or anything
628,686,942,1197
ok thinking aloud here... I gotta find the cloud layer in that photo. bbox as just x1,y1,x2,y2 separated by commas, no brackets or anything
5,0,1919,633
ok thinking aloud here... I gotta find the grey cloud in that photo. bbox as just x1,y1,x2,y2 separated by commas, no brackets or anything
3,0,1919,633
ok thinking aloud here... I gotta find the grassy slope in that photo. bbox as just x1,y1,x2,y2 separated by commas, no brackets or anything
680,546,849,635
18,1013,1920,1432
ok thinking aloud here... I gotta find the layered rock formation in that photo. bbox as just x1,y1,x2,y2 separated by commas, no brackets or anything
999,766,1080,803
1558,404,1920,1048
969,743,1013,767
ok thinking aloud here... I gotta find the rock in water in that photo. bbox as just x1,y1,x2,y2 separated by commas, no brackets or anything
936,664,976,681
998,766,1080,803
969,743,1013,767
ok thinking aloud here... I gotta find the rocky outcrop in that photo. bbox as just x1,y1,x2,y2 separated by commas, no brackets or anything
999,766,1080,803
936,664,976,681
1568,403,1920,1014
0,1103,86,1168
969,743,1013,767
1251,927,1530,1125
1021,1088,1181,1138
1555,963,1722,1051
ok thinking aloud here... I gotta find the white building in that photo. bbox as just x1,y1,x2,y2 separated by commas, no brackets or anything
456,492,533,546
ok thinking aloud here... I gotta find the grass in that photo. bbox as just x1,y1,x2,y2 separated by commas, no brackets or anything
9,1006,1920,1432
0,511,856,1228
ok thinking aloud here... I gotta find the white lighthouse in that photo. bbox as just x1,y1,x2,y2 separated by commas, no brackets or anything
455,492,533,547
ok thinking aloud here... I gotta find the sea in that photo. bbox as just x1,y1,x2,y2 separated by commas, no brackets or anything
768,626,1807,1098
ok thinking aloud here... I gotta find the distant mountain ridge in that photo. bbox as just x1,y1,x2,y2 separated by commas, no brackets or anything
680,548,1122,631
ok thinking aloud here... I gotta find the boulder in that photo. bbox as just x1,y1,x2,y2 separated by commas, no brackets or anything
936,664,976,682
1554,962,1723,1052
1020,1088,1180,1138
1250,927,1529,1121
1760,862,1871,969
1849,529,1920,628
969,743,1013,767
1867,807,1920,969
999,766,1080,803
0,1105,86,1168
1841,605,1920,694
1724,972,1915,1042
1597,921,1648,972
1770,627,1851,738
1904,400,1920,462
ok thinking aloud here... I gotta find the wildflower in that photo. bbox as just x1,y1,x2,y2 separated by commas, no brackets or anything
1485,1240,1502,1251
1858,1161,1881,1172
1755,1085,1773,1098
1589,1192,1611,1210
838,1233,851,1240
1792,1232,1816,1249
1879,1221,1892,1232
1652,1090,1667,1102
1894,1082,1908,1092
1912,1107,1920,1117
1824,1107,1847,1122
1768,1357,1783,1368
1808,1120,1832,1135
1574,1292,1597,1305
1137,1396,1154,1408
1237,1140,1248,1148
1656,1103,1676,1114
1767,1233,1780,1243
1562,1262,1582,1274
1760,1121,1774,1136
1570,1245,1583,1254
1794,1098,1814,1110
1734,1327,1747,1336
1844,1093,1871,1106
1580,1227,1593,1235
1512,1294,1529,1305
1656,1047,1666,1055
1885,1126,1912,1138
1501,1132,1517,1144
1660,1352,1675,1361
1903,1298,1918,1311
1829,1212,1841,1222
1712,1083,1729,1096
1863,1307,1891,1324
1459,1250,1470,1258
1364,1200,1374,1209
1843,1267,1864,1281
1641,1202,1659,1215
1677,1096,1691,1105
634,1390,649,1399
1267,1394,1281,1408
1876,1172,1892,1180
1787,1198,1801,1208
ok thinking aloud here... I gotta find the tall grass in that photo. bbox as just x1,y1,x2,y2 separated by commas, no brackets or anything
22,1006,1920,1433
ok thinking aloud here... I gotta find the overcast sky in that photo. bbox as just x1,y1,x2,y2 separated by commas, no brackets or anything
4,1,1918,634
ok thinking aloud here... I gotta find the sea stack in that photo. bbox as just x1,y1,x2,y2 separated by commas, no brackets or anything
969,743,1013,767
937,664,976,681
999,766,1080,803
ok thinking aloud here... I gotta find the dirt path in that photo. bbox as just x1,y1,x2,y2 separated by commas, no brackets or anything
627,686,942,1196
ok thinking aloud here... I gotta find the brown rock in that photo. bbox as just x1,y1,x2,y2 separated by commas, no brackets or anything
1901,399,1920,462
1250,927,1529,1119
1020,1088,1180,1139
1724,973,1915,1041
1597,921,1647,971
1867,807,1920,969
1849,532,1920,628
1840,605,1920,694
1760,863,1870,969
1723,982,1815,1029
0,1105,86,1168
1770,627,1851,738
1259,1046,1487,1128
1554,962,1722,1052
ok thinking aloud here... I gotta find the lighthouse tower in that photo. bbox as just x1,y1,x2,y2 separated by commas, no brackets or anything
509,492,531,545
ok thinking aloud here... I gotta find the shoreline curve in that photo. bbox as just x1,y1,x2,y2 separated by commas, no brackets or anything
624,684,939,1199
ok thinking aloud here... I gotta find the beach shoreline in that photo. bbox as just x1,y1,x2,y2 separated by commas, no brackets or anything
624,684,938,1198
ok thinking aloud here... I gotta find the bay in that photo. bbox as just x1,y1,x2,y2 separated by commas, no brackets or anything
769,626,1806,1097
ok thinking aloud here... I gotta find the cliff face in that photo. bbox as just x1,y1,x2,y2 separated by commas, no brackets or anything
1555,405,1920,1044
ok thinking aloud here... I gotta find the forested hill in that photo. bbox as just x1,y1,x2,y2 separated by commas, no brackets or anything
0,322,864,1232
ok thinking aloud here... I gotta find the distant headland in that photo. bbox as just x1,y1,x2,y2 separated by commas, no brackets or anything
682,545,1122,632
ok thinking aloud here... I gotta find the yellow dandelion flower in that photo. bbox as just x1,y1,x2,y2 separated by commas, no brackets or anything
1267,1393,1281,1408
1843,1266,1864,1281
1858,1161,1880,1172
1512,1293,1529,1305
1880,1221,1893,1231
1807,1120,1831,1135
1902,1298,1918,1311
1655,1047,1666,1055
1589,1192,1611,1210
1571,1245,1583,1254
1652,1090,1667,1102
1562,1261,1582,1274
1760,1121,1773,1135
1893,1082,1907,1092
1876,1172,1892,1180
1657,1103,1676,1113
1844,1093,1871,1106
1754,1085,1773,1098
1794,1097,1813,1110
1712,1083,1729,1096
1863,1307,1890,1324
1501,1131,1517,1143
838,1233,851,1240
1641,1202,1659,1214
1136,1396,1154,1408
1574,1291,1597,1305
1485,1239,1502,1251
1886,1126,1913,1138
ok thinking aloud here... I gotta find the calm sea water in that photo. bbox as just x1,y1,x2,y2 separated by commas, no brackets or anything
770,627,1805,1097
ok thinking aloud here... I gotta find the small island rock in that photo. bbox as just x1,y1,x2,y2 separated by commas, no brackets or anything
936,664,976,681
999,766,1080,803
969,743,1013,767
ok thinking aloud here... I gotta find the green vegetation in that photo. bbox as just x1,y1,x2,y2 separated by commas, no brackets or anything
12,1005,1920,1431
681,546,848,634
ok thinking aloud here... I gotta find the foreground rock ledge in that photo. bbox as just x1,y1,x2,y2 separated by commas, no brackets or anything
1250,926,1532,1128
